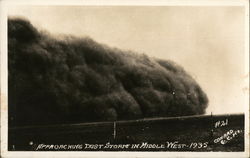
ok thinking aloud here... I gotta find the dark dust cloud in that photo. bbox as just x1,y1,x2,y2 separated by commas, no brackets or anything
8,18,208,126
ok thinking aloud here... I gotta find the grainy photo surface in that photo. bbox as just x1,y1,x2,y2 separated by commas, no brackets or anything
1,0,249,157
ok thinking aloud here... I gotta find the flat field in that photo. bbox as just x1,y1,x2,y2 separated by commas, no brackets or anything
8,114,244,151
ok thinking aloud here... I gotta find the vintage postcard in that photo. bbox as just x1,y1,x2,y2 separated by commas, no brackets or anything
0,0,249,157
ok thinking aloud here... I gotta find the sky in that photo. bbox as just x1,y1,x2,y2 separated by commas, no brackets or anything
7,5,247,114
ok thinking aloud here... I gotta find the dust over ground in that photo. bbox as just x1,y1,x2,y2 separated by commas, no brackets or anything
8,18,208,126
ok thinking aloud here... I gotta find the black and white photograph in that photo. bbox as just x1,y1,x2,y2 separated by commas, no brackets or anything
0,0,249,157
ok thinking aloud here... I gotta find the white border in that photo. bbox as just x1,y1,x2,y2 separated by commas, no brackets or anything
1,0,249,158
1,0,248,6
